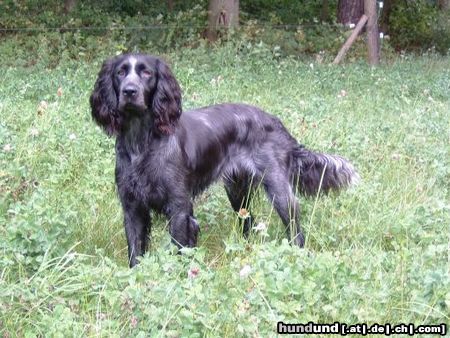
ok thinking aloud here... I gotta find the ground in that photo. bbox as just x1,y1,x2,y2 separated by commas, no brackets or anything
0,48,449,336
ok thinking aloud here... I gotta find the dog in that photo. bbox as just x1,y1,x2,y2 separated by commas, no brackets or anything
90,53,359,267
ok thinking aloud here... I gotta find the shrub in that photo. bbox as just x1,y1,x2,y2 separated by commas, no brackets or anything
389,0,450,53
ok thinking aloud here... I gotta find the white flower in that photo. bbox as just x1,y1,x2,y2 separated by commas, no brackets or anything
253,222,267,232
3,144,12,152
337,89,347,98
239,265,252,278
69,133,77,140
39,100,48,110
210,75,223,86
30,128,39,137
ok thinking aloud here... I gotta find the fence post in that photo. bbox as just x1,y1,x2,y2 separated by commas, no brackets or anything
365,0,380,65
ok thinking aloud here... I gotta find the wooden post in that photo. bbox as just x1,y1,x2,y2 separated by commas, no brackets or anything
333,14,368,64
365,0,380,65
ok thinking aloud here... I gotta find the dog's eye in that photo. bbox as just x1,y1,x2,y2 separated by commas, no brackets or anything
117,69,125,76
141,69,152,78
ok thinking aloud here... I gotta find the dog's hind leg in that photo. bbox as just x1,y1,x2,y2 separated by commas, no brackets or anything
262,173,305,247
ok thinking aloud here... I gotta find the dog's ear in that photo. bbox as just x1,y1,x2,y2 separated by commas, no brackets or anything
90,58,122,136
152,59,182,135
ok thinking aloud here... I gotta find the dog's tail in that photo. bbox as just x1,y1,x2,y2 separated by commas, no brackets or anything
292,145,360,196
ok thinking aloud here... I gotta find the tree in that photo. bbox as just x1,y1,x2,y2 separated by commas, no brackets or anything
338,0,364,25
438,0,450,10
64,0,77,14
206,0,239,42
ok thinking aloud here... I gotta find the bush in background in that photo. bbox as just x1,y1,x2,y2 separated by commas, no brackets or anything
389,0,450,53
1,0,449,69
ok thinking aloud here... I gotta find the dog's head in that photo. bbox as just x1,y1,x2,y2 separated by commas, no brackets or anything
90,54,182,135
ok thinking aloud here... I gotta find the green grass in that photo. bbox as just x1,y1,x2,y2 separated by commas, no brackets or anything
1,48,449,336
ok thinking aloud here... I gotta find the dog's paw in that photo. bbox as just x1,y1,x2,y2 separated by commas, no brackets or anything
292,232,305,248
170,214,200,249
187,216,200,247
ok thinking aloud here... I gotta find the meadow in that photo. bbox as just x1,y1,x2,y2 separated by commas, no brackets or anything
1,46,449,336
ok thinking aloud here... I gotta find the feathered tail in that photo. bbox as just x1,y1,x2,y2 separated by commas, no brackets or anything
292,146,360,196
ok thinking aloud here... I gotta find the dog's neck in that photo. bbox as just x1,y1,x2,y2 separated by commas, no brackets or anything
121,112,155,155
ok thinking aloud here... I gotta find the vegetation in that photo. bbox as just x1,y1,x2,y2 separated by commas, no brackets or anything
0,0,449,336
1,43,449,335
1,0,449,69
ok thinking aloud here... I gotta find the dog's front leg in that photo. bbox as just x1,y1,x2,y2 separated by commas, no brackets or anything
119,194,151,267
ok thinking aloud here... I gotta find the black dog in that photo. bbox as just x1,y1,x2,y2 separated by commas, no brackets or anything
90,53,359,267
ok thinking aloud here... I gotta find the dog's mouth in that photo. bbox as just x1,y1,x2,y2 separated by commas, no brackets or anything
118,100,147,115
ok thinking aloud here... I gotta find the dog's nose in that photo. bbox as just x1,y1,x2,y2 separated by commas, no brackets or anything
122,86,138,97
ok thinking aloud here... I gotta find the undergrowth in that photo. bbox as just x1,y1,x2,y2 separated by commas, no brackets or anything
0,47,449,336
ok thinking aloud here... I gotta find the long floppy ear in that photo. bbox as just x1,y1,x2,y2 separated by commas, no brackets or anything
89,58,122,136
152,59,182,135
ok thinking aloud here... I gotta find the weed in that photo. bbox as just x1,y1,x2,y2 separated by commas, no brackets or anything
0,49,449,336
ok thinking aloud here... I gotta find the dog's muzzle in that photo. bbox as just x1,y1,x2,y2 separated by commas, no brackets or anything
122,85,138,98
119,84,146,112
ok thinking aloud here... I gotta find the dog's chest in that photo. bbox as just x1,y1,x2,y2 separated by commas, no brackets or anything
116,145,168,210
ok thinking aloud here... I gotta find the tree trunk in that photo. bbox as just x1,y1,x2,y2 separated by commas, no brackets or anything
64,0,77,14
365,0,379,65
438,0,450,10
338,0,364,25
206,0,239,42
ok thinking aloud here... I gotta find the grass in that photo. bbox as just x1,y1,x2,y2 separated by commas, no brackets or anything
0,47,449,336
